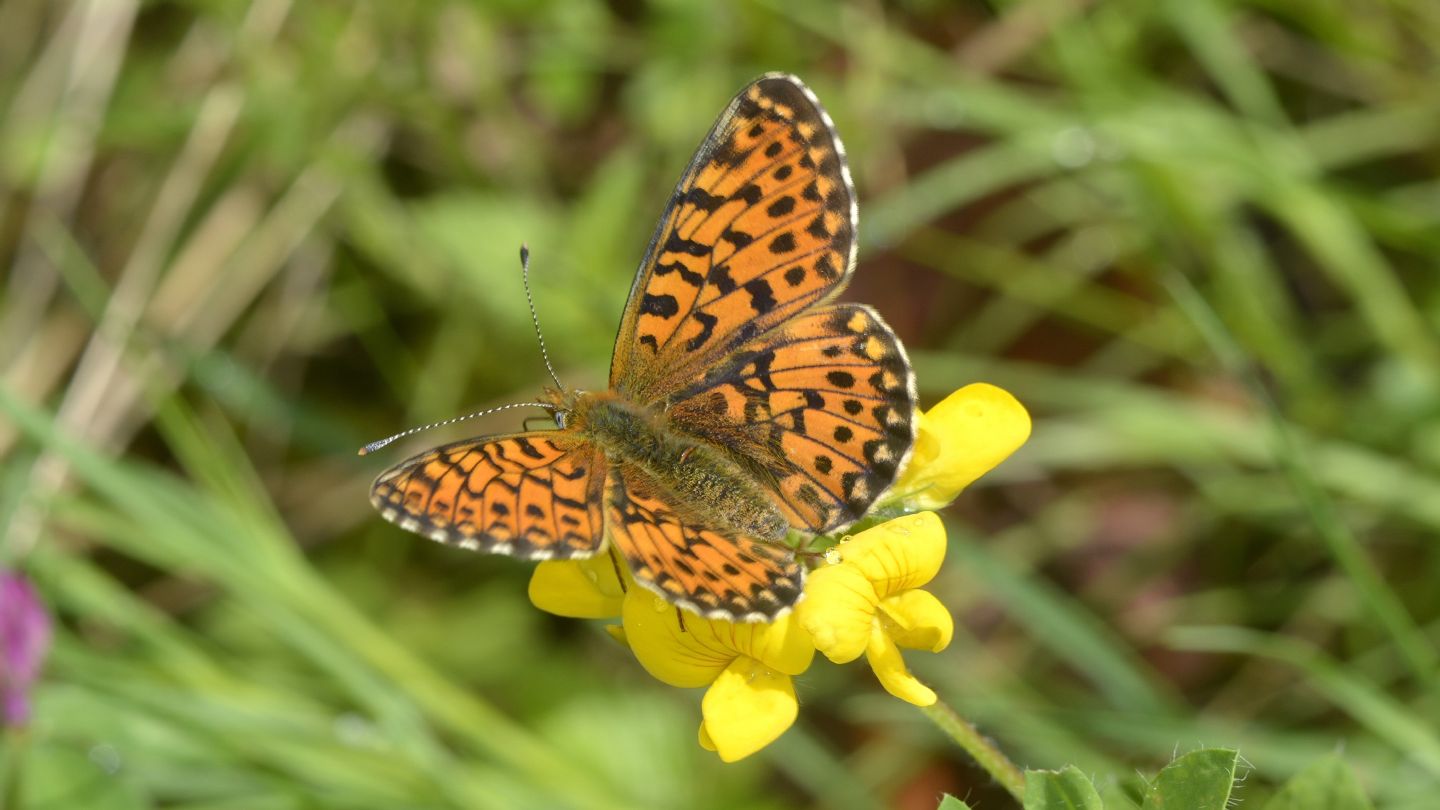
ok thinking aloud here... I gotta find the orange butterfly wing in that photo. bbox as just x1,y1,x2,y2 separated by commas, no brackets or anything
607,466,803,620
371,433,607,560
611,73,857,404
669,304,915,534
370,75,913,623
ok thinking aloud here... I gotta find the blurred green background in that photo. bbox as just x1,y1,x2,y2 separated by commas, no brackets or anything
3,0,1439,807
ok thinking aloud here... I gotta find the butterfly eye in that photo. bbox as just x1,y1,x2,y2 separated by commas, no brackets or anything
554,410,570,429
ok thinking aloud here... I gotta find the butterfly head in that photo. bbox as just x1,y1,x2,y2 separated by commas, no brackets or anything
540,385,590,431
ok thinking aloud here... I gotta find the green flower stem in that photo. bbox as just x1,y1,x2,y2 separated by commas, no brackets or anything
0,728,25,810
921,698,1025,801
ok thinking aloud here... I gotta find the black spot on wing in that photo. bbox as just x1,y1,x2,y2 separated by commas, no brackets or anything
721,228,754,249
513,438,546,459
683,187,725,212
640,294,680,318
655,261,703,287
663,232,710,257
767,196,796,218
769,232,796,254
743,279,777,314
734,184,764,205
686,311,719,351
708,264,737,294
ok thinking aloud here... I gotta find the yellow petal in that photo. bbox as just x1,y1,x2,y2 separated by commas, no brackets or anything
698,723,717,753
865,624,937,706
701,656,798,762
878,589,953,653
832,512,947,597
714,611,816,676
620,587,731,688
889,383,1030,511
604,624,628,647
621,574,815,687
795,564,878,664
527,553,626,619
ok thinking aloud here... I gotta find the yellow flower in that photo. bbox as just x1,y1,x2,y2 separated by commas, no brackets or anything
797,512,953,706
528,551,627,619
887,383,1030,511
620,586,814,762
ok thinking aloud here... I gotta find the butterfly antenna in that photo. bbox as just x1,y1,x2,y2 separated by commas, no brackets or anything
358,401,551,456
521,244,565,392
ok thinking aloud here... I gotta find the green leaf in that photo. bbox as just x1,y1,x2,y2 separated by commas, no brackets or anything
938,795,974,810
1142,749,1239,810
1024,766,1104,810
1264,756,1373,810
1096,776,1145,809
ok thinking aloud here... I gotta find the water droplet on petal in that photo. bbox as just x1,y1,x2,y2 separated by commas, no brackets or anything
823,546,842,565
584,569,599,584
652,597,670,613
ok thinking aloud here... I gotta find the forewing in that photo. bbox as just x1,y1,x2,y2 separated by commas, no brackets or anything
667,304,915,534
607,467,804,621
611,73,857,402
371,433,606,560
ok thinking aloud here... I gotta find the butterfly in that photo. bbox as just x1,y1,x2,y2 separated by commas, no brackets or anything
370,74,916,621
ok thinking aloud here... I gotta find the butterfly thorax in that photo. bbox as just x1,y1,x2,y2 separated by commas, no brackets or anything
565,390,790,542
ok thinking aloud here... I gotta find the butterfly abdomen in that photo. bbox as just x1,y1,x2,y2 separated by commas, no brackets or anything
572,392,788,541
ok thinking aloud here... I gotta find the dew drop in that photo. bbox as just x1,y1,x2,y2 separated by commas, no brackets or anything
652,596,670,613
333,712,374,747
823,546,842,564
88,743,122,775
1052,126,1096,168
